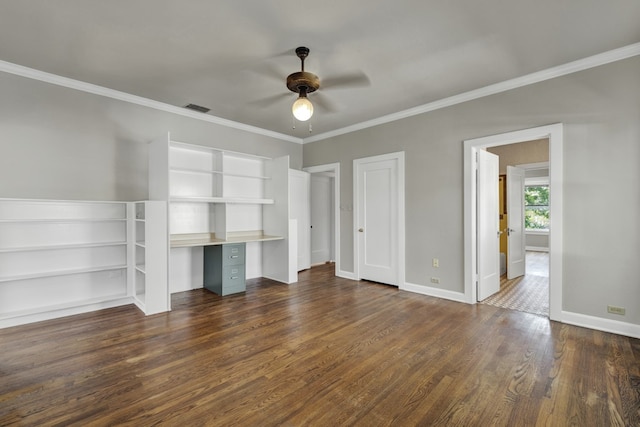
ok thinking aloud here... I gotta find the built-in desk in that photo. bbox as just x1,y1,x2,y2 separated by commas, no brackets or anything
170,232,284,296
170,232,284,248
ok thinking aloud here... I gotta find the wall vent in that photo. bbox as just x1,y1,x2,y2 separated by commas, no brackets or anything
184,103,211,113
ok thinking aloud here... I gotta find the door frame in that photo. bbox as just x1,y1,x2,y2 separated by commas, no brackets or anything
464,123,563,321
303,163,341,276
353,151,405,286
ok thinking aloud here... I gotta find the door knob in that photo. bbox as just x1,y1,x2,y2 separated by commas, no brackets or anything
358,228,364,232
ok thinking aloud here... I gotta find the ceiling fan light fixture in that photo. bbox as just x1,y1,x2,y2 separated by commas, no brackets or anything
292,89,313,121
287,47,319,122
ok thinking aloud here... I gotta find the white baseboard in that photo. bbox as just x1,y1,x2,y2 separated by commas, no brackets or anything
170,283,204,293
560,311,640,339
402,282,469,304
336,269,357,280
402,284,640,339
0,297,134,329
261,274,294,284
526,246,549,252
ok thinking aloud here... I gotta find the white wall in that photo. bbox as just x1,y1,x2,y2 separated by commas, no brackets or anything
526,232,549,251
0,71,302,201
303,56,640,326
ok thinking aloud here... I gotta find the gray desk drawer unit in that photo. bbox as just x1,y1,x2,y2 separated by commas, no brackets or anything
204,243,246,296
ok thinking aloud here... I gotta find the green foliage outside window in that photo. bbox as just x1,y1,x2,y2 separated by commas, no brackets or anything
524,185,549,230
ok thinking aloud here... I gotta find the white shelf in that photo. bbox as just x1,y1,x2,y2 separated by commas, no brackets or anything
171,167,270,180
224,172,270,180
0,218,126,223
135,264,146,274
0,264,127,283
0,199,127,222
0,294,130,322
169,196,274,204
171,166,223,175
0,241,127,253
170,140,270,160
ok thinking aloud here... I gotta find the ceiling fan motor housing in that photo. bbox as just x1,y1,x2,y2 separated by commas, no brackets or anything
287,71,320,94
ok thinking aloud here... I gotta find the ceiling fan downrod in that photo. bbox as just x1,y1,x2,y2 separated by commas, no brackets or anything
296,46,309,72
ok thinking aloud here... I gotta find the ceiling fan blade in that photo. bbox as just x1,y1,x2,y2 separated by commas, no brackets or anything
267,48,297,59
249,92,291,108
311,92,339,113
249,61,287,84
321,71,370,90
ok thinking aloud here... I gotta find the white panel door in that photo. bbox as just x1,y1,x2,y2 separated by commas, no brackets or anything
310,174,332,265
507,165,526,279
356,157,398,286
289,170,311,271
477,150,501,301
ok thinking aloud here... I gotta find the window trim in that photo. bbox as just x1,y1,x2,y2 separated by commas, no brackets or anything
525,229,549,235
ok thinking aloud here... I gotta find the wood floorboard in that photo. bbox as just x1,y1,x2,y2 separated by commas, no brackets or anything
1,263,639,426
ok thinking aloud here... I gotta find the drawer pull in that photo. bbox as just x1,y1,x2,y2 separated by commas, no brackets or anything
230,255,239,259
230,276,239,280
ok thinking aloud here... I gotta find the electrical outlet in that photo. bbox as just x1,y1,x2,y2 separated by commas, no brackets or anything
432,258,439,268
607,305,626,315
430,277,440,284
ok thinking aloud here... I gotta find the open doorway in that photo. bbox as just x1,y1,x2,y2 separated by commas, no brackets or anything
303,163,341,276
481,142,550,316
310,171,335,266
463,123,563,321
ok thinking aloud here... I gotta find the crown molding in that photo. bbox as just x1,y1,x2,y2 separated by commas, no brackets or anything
2,42,639,146
0,60,304,145
302,42,640,144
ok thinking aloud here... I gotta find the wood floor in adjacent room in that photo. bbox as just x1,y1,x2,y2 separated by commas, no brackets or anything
1,264,639,426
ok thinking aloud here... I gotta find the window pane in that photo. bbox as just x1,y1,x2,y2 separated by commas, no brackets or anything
525,207,549,230
524,185,549,206
524,185,549,230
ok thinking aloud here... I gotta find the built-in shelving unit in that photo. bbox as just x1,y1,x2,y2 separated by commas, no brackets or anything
148,133,296,291
0,135,300,327
128,201,169,315
0,198,131,328
167,141,273,203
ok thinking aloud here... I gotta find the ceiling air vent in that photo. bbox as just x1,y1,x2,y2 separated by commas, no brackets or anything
184,103,211,113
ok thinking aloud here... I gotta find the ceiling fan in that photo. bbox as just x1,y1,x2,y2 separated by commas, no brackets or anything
259,46,370,122
287,47,319,121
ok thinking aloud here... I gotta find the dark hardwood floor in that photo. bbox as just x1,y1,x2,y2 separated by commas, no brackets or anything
1,264,639,426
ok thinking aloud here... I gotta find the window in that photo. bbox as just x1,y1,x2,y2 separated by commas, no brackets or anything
524,185,549,231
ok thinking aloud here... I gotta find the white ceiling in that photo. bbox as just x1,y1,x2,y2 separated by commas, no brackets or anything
1,1,639,140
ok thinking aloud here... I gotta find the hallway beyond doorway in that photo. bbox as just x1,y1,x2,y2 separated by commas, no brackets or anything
480,251,549,316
